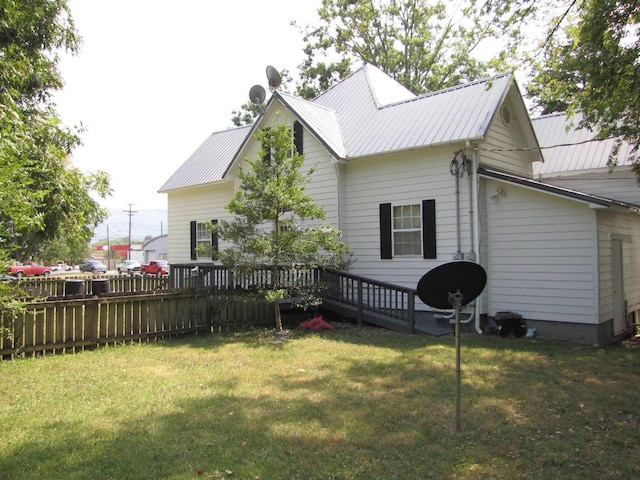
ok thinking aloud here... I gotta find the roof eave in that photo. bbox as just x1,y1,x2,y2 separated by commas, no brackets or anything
478,165,618,208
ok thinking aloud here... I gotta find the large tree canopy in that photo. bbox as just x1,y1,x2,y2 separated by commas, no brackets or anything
0,0,110,263
294,0,538,98
528,0,640,163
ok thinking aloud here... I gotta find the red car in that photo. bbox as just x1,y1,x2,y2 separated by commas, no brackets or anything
140,260,169,276
9,262,52,277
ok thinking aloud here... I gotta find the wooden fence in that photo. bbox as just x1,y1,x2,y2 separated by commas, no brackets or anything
1,288,274,360
11,274,170,299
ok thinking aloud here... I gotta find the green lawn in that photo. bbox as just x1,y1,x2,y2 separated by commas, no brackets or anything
1,325,639,479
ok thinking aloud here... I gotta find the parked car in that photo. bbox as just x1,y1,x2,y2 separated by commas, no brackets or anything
116,259,141,274
9,262,52,277
140,260,169,276
79,260,107,273
52,262,72,272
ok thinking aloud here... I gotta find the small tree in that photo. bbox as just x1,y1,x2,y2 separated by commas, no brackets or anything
216,119,351,331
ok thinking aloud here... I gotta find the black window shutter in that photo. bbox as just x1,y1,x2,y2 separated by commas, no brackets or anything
293,121,303,155
380,203,392,259
422,199,436,259
211,219,218,259
190,221,197,260
262,127,271,162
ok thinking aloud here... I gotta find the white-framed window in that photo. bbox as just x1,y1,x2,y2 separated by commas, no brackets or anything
196,222,211,257
190,219,218,260
380,200,436,260
262,121,303,162
392,204,422,256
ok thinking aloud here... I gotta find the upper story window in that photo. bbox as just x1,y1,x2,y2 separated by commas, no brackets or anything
261,121,304,162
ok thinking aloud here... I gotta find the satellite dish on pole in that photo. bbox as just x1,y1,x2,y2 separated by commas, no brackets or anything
266,65,281,90
417,261,487,432
249,84,266,105
417,261,486,310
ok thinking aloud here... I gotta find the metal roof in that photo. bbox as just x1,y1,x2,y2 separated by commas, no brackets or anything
532,113,635,176
479,165,640,210
161,64,519,192
159,126,251,192
276,93,347,159
312,65,514,158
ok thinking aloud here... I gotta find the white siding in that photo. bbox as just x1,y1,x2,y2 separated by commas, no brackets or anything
300,131,340,226
341,145,472,289
596,210,640,322
485,179,600,324
167,182,235,263
478,98,538,177
539,167,640,206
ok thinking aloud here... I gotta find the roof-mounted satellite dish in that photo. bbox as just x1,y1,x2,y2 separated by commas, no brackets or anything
417,261,487,432
266,65,281,90
249,84,266,105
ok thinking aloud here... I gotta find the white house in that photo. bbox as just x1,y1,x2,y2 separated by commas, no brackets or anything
159,64,640,345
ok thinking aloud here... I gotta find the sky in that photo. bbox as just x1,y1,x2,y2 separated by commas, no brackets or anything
54,0,321,211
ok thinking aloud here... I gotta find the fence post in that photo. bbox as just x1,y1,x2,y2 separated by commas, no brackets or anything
357,279,363,326
408,292,416,333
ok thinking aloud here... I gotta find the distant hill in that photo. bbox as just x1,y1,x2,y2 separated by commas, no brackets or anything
92,209,168,242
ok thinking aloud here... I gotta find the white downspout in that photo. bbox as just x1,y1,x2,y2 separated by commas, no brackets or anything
467,141,483,335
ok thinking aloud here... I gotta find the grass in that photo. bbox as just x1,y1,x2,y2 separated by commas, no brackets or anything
1,324,639,480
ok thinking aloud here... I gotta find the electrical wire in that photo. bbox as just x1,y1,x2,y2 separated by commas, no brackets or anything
472,135,621,153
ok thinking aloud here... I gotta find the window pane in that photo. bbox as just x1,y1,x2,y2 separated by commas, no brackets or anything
391,203,422,256
394,231,421,256
196,222,210,240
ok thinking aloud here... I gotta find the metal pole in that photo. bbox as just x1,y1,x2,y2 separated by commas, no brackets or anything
449,290,464,432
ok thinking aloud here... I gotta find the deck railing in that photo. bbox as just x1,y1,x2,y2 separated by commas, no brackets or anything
321,268,417,331
168,263,323,292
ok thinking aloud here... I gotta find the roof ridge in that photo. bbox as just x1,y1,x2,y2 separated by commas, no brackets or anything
278,91,338,113
208,123,253,136
381,72,512,109
312,64,368,101
531,112,567,122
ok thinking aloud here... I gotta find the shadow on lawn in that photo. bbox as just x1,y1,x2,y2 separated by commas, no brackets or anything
2,330,640,479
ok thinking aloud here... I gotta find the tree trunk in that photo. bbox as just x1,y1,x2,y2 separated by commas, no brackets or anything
274,299,283,331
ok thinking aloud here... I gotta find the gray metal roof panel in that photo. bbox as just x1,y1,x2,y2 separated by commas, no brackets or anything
345,73,512,157
276,92,347,158
158,125,251,192
479,165,640,210
532,113,635,175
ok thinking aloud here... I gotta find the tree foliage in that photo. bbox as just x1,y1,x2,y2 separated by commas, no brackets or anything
1,0,111,335
528,0,640,165
0,0,111,264
216,119,351,330
294,0,538,98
